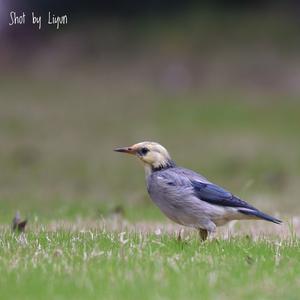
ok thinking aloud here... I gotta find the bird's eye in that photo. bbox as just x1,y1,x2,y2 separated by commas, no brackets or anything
140,147,149,156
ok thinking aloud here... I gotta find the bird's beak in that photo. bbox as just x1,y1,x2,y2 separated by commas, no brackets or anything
114,146,136,155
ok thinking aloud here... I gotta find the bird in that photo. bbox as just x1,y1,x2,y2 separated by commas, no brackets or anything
114,141,281,240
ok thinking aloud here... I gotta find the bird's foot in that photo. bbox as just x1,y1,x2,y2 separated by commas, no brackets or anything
177,229,184,242
198,228,208,242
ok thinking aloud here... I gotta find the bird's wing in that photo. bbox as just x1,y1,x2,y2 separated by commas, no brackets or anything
191,180,281,224
161,167,256,210
191,180,256,210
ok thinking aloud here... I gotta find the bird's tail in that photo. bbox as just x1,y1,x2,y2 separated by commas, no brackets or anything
238,208,282,224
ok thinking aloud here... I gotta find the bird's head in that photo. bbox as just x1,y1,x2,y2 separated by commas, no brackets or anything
114,141,175,173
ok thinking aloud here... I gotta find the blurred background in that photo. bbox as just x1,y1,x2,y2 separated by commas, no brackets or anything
0,0,300,223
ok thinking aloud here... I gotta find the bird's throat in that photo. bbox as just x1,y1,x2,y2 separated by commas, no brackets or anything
144,159,176,178
144,164,153,178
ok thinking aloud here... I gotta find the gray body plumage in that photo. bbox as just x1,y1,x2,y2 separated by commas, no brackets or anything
147,166,281,233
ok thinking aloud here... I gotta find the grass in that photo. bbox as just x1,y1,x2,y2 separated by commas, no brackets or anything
1,88,298,298
0,226,299,300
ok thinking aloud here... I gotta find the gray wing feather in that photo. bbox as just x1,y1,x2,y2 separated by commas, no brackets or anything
191,180,257,210
153,167,256,210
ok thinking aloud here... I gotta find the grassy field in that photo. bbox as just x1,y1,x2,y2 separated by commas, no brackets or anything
1,72,300,300
0,223,299,300
1,12,300,299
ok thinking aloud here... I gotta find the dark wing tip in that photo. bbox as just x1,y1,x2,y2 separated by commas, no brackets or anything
272,217,282,225
239,209,282,224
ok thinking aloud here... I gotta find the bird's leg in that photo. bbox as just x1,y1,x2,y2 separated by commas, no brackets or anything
177,229,183,242
198,228,208,241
